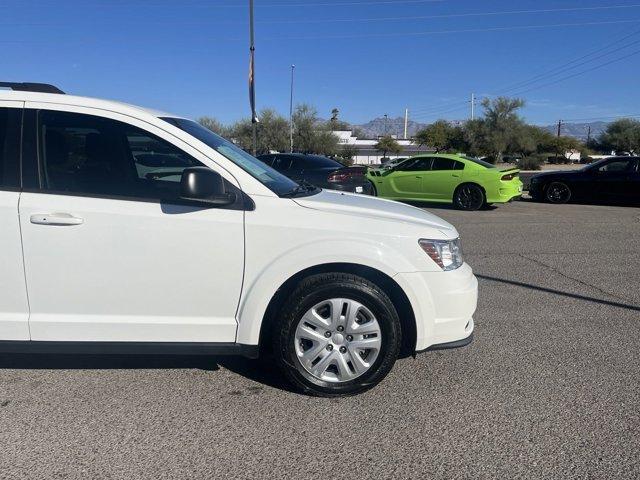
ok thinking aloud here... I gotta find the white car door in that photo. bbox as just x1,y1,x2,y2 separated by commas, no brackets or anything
19,106,245,343
0,101,30,340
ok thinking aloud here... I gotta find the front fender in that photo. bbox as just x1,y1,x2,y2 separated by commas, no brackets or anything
235,238,417,346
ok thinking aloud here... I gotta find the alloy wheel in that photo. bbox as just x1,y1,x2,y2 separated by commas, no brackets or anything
456,184,483,210
294,298,382,383
546,182,571,204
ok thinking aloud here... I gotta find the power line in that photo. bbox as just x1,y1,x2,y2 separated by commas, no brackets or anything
411,104,469,120
560,113,640,122
9,0,446,6
8,4,640,26
411,100,468,114
252,0,446,6
509,47,640,97
495,28,640,94
257,4,640,24
278,19,640,40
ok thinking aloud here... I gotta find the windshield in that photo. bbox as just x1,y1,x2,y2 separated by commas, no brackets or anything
162,117,304,197
460,156,497,168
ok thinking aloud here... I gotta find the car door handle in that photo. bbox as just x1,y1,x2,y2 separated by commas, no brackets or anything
30,213,84,226
452,174,461,177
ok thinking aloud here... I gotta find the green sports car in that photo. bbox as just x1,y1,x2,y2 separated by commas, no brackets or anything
367,154,523,210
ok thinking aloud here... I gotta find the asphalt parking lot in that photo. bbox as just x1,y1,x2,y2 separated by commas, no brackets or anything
1,200,639,479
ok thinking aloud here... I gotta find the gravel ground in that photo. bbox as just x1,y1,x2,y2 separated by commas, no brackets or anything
1,200,639,479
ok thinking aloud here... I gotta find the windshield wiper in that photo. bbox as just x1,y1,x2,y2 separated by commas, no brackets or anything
281,180,320,197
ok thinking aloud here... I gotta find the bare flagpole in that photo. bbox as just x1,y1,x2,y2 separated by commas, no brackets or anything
249,0,258,155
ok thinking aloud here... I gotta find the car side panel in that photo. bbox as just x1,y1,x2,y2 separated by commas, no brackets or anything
422,170,461,200
0,101,29,340
388,171,425,198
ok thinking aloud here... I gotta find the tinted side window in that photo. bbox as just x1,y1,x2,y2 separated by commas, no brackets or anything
272,156,293,171
0,107,21,189
39,110,203,201
430,158,463,171
397,158,431,171
599,159,633,173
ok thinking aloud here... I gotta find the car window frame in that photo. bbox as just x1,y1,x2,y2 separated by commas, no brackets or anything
0,104,22,191
22,106,250,210
429,157,462,172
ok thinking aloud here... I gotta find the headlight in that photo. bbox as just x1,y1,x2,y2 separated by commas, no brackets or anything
419,238,464,271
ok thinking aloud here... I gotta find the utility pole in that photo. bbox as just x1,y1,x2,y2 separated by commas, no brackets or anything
470,93,475,120
586,125,592,144
289,64,295,153
403,108,408,139
384,113,388,136
557,119,562,137
249,0,258,156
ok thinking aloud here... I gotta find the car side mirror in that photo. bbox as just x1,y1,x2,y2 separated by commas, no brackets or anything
179,167,236,206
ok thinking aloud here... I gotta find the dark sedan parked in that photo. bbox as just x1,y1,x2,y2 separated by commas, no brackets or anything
529,156,639,205
257,153,372,194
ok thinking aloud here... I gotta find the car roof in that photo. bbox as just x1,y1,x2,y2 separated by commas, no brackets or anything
0,89,183,120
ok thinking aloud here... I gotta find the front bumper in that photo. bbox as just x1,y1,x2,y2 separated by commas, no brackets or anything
394,263,478,351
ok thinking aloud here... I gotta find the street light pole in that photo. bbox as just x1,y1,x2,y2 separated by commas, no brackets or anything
249,0,258,156
289,64,295,153
470,93,475,120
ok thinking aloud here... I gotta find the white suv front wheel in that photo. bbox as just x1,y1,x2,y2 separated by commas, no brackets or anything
272,273,401,397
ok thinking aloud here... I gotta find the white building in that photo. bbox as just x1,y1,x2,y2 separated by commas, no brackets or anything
333,130,433,165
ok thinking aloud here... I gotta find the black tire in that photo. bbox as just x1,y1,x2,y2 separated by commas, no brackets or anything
368,180,378,196
545,181,572,204
272,273,401,397
453,184,485,211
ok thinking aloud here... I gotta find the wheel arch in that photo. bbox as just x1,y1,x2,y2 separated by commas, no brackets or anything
255,263,417,358
452,181,487,206
453,181,486,197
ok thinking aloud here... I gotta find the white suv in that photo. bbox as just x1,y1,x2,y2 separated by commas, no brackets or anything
0,83,477,396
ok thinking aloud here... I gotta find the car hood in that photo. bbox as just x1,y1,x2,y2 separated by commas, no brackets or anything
293,189,457,237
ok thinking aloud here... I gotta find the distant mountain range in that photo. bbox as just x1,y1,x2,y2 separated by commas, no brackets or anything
540,121,608,142
353,116,609,142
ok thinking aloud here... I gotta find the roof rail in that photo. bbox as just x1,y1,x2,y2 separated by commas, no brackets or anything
0,82,65,94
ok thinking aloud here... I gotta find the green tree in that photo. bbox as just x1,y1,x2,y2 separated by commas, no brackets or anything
414,120,466,152
337,144,358,165
328,108,351,131
598,118,640,154
375,135,402,159
197,116,229,137
226,108,289,154
293,104,339,155
480,97,526,162
462,119,489,158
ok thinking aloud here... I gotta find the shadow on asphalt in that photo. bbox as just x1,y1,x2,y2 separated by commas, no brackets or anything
477,274,640,312
400,200,499,211
0,353,296,391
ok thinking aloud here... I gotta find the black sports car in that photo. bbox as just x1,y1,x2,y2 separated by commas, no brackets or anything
528,156,639,205
257,153,372,194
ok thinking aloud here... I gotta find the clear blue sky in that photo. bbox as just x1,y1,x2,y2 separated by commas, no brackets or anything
3,0,640,126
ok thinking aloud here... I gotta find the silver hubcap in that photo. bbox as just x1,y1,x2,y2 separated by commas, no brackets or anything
294,298,382,383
